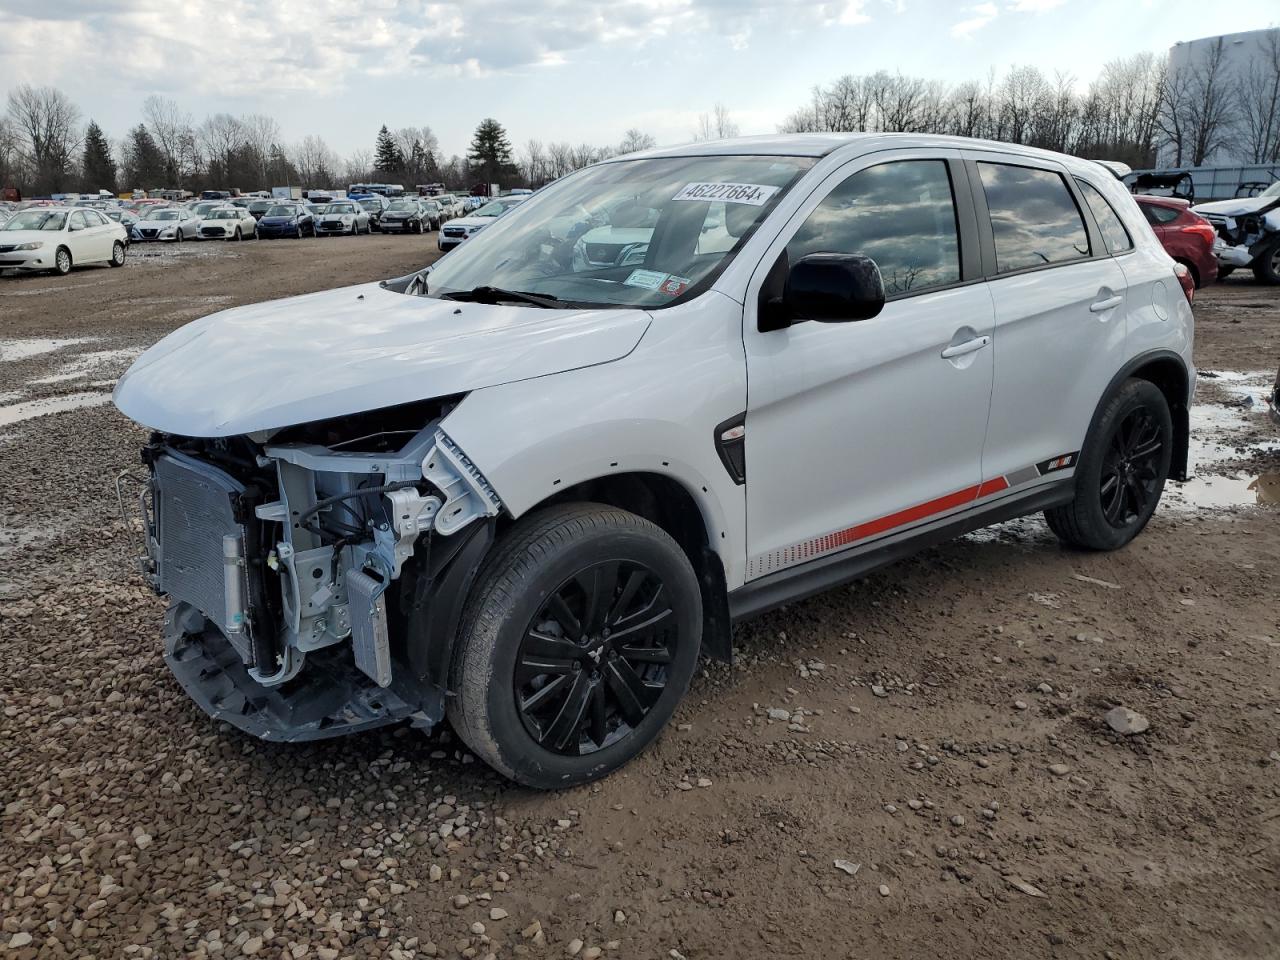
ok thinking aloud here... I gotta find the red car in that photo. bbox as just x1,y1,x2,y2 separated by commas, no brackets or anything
1135,195,1218,288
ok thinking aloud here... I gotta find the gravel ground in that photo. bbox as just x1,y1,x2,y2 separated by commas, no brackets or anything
1,241,1278,960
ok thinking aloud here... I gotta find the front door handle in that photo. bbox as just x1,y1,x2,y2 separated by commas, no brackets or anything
941,336,991,359
1090,295,1123,313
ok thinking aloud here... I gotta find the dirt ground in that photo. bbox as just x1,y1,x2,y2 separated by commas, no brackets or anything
1,238,1278,960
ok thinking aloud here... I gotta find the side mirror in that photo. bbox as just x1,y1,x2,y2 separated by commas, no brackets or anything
759,252,886,331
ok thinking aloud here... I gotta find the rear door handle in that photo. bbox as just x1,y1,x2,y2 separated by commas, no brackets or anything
1090,295,1123,313
941,336,991,359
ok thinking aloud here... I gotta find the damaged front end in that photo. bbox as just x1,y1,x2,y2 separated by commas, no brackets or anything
118,401,501,741
1197,197,1280,270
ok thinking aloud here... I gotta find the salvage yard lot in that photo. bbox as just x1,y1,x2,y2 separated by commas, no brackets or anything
1,241,1278,959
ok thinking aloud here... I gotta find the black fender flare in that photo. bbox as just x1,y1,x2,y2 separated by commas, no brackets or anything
1088,349,1192,482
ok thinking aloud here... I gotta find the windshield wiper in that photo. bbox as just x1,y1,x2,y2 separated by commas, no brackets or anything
442,286,561,308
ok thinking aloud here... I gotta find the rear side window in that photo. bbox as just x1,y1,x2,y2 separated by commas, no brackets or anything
977,162,1090,273
1140,203,1181,226
787,159,961,297
1076,180,1132,254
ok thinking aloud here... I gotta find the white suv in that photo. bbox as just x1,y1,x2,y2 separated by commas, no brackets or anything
114,134,1194,788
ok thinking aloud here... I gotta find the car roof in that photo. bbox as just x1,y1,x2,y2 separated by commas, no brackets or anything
609,132,1112,174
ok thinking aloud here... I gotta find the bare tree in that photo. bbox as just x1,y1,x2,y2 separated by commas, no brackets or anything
521,139,549,186
1165,37,1239,166
142,95,193,186
693,103,739,140
6,84,81,194
198,113,245,182
240,113,280,185
292,135,340,186
1236,31,1280,163
618,129,656,154
342,149,373,185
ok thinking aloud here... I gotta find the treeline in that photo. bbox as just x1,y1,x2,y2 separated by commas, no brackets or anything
4,37,1277,197
0,89,661,197
780,40,1280,169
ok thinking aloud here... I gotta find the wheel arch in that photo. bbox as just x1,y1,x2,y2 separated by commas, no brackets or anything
515,471,733,664
1101,350,1192,482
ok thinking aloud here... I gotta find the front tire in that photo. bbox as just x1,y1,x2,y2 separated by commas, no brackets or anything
53,247,72,276
448,504,702,789
233,227,242,242
1044,379,1173,551
109,240,126,267
1251,238,1280,285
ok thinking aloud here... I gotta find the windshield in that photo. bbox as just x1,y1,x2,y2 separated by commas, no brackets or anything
389,200,417,211
359,199,382,209
265,205,296,217
4,210,67,231
423,155,813,308
323,203,355,215
209,210,239,219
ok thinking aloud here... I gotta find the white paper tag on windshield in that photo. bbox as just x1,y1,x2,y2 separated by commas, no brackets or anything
624,269,668,289
672,182,780,206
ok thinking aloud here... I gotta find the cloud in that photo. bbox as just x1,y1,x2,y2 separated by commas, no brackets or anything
1005,0,1067,10
950,1,998,38
0,0,876,95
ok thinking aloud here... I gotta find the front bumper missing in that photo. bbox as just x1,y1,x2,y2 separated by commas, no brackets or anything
165,606,442,741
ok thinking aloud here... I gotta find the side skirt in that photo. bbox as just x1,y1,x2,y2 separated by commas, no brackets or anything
727,481,1073,622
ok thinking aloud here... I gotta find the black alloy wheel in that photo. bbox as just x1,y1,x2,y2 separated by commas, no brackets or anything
1044,378,1172,551
514,559,677,755
1098,404,1164,528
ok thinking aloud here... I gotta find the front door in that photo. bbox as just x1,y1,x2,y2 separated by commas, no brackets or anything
742,153,997,582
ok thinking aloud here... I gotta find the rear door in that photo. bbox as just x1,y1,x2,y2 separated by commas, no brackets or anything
965,153,1129,486
742,151,997,581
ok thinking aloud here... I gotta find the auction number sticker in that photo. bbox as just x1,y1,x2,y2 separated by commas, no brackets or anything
672,182,780,206
624,269,668,289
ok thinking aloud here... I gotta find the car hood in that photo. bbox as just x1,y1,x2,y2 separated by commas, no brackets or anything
113,281,652,437
136,219,182,229
259,215,299,224
1191,195,1280,218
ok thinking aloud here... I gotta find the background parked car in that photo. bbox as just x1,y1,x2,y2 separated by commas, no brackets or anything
357,195,390,231
133,207,201,242
314,201,370,236
105,208,140,243
437,195,528,251
1,206,127,275
256,203,315,239
199,206,258,241
378,198,431,234
420,198,444,230
1136,195,1219,288
246,198,275,221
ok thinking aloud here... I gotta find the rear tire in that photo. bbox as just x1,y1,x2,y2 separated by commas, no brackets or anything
447,504,702,789
1251,238,1280,285
1044,379,1172,551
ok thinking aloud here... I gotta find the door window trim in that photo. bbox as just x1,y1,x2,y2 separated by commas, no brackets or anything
747,150,987,331
962,153,1110,280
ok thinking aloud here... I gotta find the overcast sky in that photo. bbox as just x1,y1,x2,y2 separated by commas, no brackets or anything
1,0,1276,159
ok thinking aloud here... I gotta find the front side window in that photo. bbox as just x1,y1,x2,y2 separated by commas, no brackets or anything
422,155,814,308
786,159,961,297
978,162,1090,273
1077,180,1132,254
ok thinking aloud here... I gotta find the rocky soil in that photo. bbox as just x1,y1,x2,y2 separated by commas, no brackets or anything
1,241,1278,959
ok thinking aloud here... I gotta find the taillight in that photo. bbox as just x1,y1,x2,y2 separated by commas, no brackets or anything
1172,261,1195,304
1180,217,1217,248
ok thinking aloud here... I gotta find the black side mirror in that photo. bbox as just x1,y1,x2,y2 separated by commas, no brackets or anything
759,252,886,331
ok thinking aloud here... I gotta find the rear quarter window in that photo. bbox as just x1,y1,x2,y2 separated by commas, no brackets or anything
1076,179,1133,254
977,162,1090,273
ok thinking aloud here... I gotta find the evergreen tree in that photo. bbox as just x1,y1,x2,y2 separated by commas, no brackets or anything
81,120,116,193
467,118,517,187
123,124,165,190
373,125,403,175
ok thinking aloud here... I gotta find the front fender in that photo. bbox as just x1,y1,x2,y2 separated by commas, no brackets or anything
438,296,749,587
